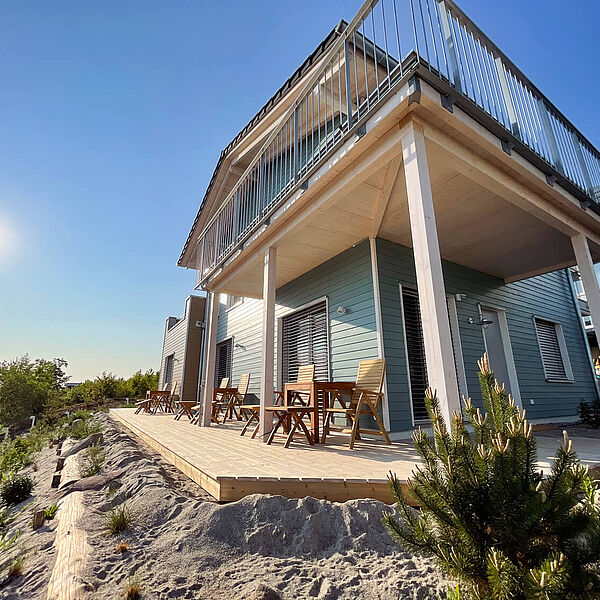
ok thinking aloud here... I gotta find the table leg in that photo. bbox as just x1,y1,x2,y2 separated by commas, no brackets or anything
311,383,319,443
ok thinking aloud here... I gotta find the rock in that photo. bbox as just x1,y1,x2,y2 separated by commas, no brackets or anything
62,432,103,458
247,583,282,600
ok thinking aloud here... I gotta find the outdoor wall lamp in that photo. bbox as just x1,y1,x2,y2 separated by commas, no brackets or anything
468,316,493,329
336,306,348,315
234,343,246,350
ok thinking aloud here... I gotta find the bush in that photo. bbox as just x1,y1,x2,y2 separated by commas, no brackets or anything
107,502,134,535
384,354,600,600
579,398,600,428
1,473,34,506
0,437,32,475
80,443,105,478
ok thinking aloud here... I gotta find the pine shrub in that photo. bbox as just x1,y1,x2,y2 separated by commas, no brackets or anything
383,354,600,600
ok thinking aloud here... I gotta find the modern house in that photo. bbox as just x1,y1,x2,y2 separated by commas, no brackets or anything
158,295,206,403
178,0,600,438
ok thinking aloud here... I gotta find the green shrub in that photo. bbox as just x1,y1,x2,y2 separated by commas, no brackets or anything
44,503,58,520
579,399,600,428
1,473,34,506
67,418,102,441
79,443,105,478
0,437,32,475
107,502,134,535
0,530,19,555
384,354,600,600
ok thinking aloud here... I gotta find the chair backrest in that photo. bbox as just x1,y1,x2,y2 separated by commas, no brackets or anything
170,380,179,399
219,377,230,388
296,364,315,384
237,373,250,398
353,359,386,402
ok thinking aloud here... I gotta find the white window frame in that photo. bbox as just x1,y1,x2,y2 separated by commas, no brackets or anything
533,316,574,383
224,294,244,312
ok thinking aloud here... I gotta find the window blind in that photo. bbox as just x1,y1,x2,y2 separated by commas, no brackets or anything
401,287,429,422
281,301,329,385
215,339,233,384
535,319,567,380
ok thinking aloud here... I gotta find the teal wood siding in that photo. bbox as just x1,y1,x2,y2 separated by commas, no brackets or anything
216,240,379,400
376,238,597,431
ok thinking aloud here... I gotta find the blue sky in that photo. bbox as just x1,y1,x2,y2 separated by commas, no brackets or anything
1,1,598,381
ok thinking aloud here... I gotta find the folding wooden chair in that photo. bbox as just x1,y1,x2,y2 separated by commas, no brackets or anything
322,358,391,449
189,377,230,424
265,365,316,447
241,365,315,439
220,373,250,422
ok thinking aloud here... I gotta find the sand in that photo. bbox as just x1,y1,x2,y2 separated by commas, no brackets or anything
1,414,448,599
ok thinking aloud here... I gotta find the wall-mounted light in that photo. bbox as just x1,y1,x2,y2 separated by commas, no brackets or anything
468,316,494,330
336,306,348,315
455,293,467,302
234,343,246,350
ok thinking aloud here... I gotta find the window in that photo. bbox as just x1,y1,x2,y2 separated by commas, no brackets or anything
225,295,242,310
400,287,429,422
281,301,329,384
163,354,175,390
215,339,233,385
583,315,594,329
534,318,573,381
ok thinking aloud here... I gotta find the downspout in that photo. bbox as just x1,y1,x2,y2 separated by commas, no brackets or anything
195,294,209,405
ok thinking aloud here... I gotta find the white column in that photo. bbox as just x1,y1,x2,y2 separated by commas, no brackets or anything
200,291,220,427
402,123,460,424
572,234,600,344
259,247,277,440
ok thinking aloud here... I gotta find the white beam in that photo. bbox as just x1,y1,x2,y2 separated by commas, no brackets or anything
402,123,461,424
372,156,402,237
200,292,220,427
259,247,277,440
572,234,600,346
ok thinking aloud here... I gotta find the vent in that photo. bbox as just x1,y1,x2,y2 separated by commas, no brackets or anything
534,319,567,380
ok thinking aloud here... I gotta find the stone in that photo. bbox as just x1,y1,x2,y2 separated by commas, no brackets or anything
247,583,283,600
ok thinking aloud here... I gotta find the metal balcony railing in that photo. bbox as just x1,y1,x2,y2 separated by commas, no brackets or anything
195,0,600,286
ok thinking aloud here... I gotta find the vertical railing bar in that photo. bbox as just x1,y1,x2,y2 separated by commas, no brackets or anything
494,58,520,139
353,30,361,117
337,50,344,132
392,0,403,78
450,14,467,93
361,20,369,110
370,11,379,100
380,0,392,90
433,0,450,81
466,30,484,108
409,0,421,61
424,0,440,74
476,40,497,120
457,20,475,101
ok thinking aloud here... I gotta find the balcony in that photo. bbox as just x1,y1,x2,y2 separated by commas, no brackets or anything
189,0,600,289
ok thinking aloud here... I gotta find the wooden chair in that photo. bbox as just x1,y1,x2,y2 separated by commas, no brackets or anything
321,358,391,449
190,377,230,424
264,365,317,447
217,373,250,422
241,365,315,439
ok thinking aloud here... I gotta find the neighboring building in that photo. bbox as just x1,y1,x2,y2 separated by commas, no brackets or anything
158,295,206,403
178,1,600,434
570,267,600,375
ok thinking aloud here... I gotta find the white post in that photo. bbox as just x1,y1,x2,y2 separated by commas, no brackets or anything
402,123,461,424
572,234,600,345
259,247,277,440
200,291,220,427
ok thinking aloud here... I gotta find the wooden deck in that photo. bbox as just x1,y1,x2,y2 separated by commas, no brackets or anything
110,409,600,504
110,408,420,503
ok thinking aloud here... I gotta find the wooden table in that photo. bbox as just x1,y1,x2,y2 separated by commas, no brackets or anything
283,381,355,443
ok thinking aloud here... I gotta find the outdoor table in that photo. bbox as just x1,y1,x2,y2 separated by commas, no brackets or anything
283,380,355,443
174,400,196,421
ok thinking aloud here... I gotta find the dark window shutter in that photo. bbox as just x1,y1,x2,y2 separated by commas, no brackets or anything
215,339,233,384
164,354,174,389
282,301,329,384
402,288,429,422
535,319,567,380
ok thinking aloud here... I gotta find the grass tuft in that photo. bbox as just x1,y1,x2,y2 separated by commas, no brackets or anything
44,503,59,520
79,442,106,478
7,554,25,578
107,502,134,535
124,573,142,599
